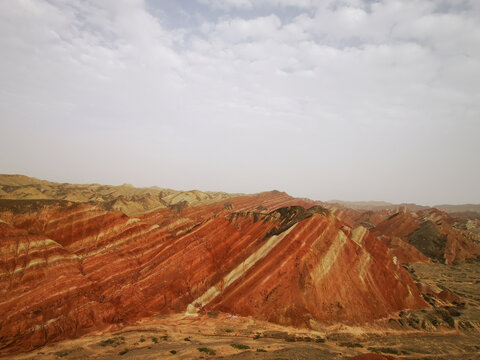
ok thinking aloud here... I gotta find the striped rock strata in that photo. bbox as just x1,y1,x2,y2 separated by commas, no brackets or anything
0,193,427,355
373,209,480,264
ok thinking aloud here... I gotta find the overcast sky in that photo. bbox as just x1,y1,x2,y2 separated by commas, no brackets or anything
1,0,479,205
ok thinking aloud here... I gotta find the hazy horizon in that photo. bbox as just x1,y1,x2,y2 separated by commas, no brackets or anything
1,0,479,205
3,171,479,208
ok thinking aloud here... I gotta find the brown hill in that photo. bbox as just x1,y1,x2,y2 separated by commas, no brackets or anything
0,174,238,216
435,204,480,214
328,200,429,212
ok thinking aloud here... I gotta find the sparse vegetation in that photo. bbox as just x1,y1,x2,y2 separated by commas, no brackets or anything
140,337,145,342
315,337,325,343
256,348,267,352
284,335,296,342
54,350,71,357
224,329,233,333
152,337,158,343
98,337,124,347
230,343,250,349
340,342,363,348
184,337,191,341
98,339,115,347
170,350,177,354
207,311,218,318
119,348,129,355
161,335,168,341
368,347,401,355
197,347,216,355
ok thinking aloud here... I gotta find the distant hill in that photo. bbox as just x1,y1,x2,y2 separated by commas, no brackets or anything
435,204,480,215
327,200,429,212
0,174,238,216
3,175,478,218
327,200,480,218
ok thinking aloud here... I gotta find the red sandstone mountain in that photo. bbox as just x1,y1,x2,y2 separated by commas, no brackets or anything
0,176,431,355
372,209,480,264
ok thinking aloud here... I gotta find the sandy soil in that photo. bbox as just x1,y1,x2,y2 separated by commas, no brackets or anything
5,310,480,360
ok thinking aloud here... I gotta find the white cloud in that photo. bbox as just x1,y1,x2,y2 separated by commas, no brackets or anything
0,0,479,204
198,0,321,10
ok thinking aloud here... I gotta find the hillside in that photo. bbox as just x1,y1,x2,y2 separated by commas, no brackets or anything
0,175,480,359
0,174,238,217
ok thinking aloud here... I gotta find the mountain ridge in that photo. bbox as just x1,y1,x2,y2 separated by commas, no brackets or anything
1,174,480,357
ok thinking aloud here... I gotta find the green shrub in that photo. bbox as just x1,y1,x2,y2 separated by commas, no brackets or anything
98,337,124,347
230,343,250,350
256,348,267,352
197,347,216,355
54,350,71,357
152,337,158,343
184,337,191,341
340,342,363,348
98,339,115,347
140,337,145,342
368,347,400,355
170,350,177,354
207,311,218,318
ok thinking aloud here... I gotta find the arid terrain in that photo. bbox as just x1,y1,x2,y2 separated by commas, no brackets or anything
1,175,480,359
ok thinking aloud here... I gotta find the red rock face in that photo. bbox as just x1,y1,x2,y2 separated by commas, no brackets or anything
0,193,427,355
374,212,419,238
373,209,480,264
328,206,394,229
376,235,431,264
0,221,114,353
205,216,427,327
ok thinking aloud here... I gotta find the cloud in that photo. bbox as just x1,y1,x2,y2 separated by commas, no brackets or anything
0,0,479,204
198,0,321,10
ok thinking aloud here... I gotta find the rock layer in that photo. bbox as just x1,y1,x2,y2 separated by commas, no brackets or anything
373,209,480,264
0,191,428,355
0,177,451,356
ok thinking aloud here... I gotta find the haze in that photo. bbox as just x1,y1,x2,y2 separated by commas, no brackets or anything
1,0,479,205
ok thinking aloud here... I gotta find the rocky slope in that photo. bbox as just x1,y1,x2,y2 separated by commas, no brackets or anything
200,214,427,327
0,184,428,356
2,175,480,358
372,209,480,264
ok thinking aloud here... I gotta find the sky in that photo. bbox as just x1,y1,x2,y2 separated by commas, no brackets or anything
0,0,479,205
